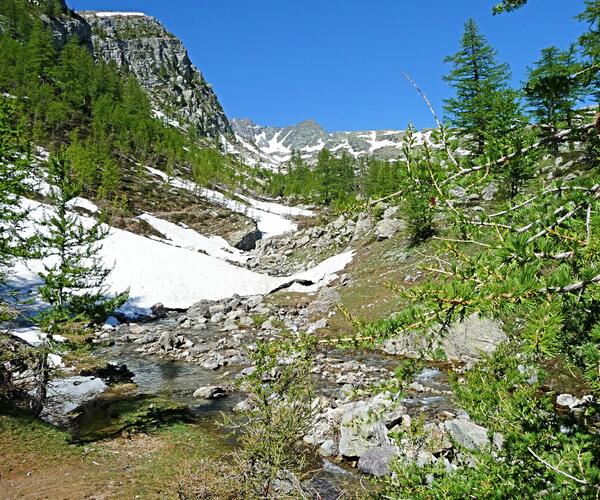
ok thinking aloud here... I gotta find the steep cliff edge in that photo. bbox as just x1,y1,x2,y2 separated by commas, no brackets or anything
79,11,231,137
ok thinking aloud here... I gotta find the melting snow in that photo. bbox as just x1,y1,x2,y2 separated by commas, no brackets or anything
145,166,311,238
11,198,351,316
137,212,249,263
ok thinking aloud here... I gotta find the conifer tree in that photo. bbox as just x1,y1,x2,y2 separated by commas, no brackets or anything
525,45,583,150
0,98,30,302
578,0,600,101
38,150,126,330
443,18,511,154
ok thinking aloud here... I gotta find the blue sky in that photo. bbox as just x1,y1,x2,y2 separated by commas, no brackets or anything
72,0,587,131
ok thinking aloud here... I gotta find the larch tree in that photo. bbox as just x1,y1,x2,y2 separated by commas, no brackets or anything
524,45,584,151
37,150,126,331
443,18,511,155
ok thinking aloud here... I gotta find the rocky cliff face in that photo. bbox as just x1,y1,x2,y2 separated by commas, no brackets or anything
230,118,435,167
79,11,231,137
21,0,92,50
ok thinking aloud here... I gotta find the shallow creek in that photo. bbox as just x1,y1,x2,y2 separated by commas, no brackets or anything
43,323,454,498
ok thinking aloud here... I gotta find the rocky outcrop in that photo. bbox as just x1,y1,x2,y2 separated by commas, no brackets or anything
382,313,507,364
227,226,262,251
42,10,93,51
79,11,231,137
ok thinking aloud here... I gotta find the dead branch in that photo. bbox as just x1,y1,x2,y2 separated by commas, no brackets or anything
527,447,590,486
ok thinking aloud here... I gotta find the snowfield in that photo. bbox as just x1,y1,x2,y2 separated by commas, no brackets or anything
93,11,146,17
9,198,352,317
136,213,250,264
145,166,313,238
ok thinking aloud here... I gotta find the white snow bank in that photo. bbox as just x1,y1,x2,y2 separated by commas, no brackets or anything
145,166,312,238
237,193,314,217
137,212,249,263
152,109,181,129
12,199,353,316
94,11,146,17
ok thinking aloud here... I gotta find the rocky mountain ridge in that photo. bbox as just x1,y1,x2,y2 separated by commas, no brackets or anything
79,11,231,137
230,117,436,168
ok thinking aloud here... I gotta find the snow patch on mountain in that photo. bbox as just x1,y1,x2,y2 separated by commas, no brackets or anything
93,12,147,18
11,198,351,316
145,166,311,237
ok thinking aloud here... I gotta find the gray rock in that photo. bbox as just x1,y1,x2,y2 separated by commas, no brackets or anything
375,218,405,240
308,287,341,317
307,317,328,333
382,313,506,363
338,401,392,458
187,300,213,319
442,314,507,362
239,316,254,327
209,304,226,315
482,182,499,201
133,331,161,344
353,212,372,240
245,295,263,309
383,206,400,219
228,226,262,250
158,331,175,350
358,446,400,477
222,318,239,331
444,419,490,451
151,302,167,317
193,386,229,399
318,439,338,457
210,312,225,323
129,324,146,335
449,186,467,199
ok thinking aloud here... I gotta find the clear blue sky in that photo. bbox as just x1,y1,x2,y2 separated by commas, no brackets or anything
71,0,587,131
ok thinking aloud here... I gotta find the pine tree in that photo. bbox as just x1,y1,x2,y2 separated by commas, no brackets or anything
443,18,511,155
37,150,126,330
578,0,600,102
484,89,536,198
525,45,584,150
0,97,31,305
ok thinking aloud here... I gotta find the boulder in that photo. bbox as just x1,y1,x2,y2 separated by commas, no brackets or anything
338,397,401,458
245,295,263,309
228,227,262,251
187,300,214,319
151,302,167,318
358,446,400,477
308,287,341,317
319,439,337,457
158,331,176,350
193,386,229,400
444,419,490,451
382,313,506,363
442,314,507,362
352,212,372,240
375,218,405,240
222,318,240,331
482,182,499,201
383,206,400,219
